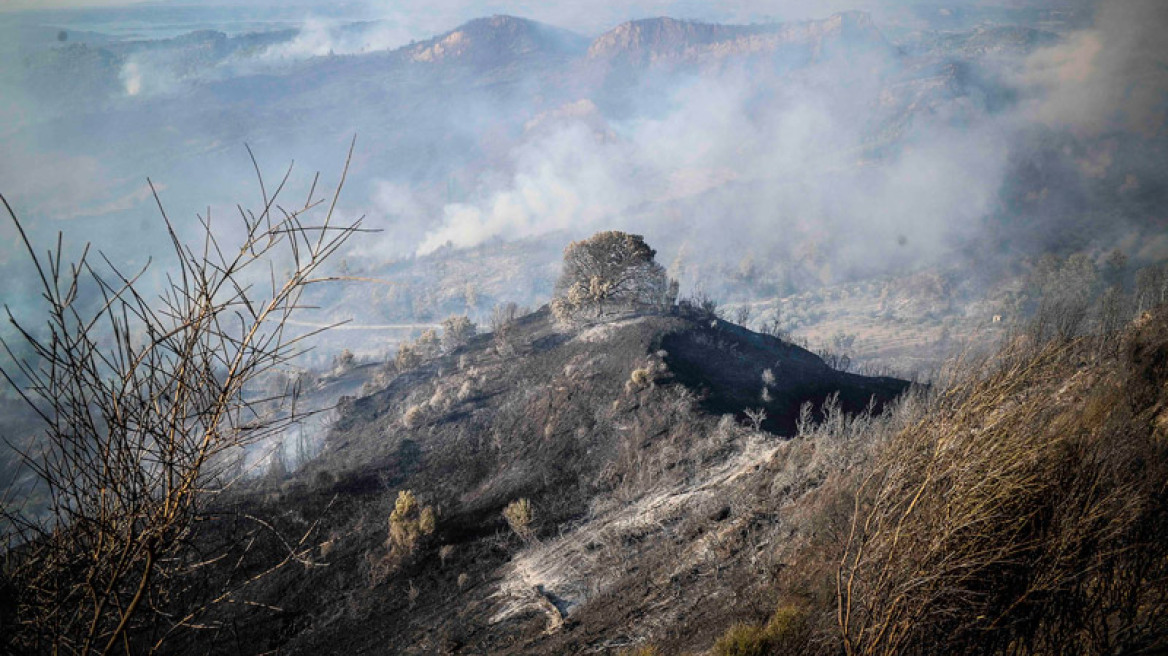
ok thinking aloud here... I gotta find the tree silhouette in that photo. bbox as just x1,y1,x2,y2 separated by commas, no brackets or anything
0,144,362,654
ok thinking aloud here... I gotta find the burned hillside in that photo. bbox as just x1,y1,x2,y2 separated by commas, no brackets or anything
196,295,1168,656
187,291,909,654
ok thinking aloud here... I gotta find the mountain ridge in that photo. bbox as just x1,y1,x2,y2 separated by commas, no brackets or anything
398,15,589,67
586,11,890,65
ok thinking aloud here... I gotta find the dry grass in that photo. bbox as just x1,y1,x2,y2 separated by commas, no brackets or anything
710,605,812,656
836,321,1168,655
692,310,1168,656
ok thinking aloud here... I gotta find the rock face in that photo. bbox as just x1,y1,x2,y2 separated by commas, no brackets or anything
402,15,589,67
587,12,890,67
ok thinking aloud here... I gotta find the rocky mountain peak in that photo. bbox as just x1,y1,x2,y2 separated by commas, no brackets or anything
587,11,888,66
404,15,588,65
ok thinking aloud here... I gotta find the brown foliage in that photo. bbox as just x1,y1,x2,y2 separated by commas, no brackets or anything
837,324,1168,656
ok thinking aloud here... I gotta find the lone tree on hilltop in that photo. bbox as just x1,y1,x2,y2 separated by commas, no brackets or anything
551,231,674,321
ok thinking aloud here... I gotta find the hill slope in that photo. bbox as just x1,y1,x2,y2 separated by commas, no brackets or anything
197,307,908,654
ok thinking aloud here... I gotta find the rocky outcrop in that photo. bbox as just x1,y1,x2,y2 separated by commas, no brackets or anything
587,12,890,67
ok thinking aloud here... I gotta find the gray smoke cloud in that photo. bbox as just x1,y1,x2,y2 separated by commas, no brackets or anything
0,0,1163,324
1018,0,1168,137
407,46,1011,285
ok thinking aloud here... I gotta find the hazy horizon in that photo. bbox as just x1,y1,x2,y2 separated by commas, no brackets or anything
0,0,1163,366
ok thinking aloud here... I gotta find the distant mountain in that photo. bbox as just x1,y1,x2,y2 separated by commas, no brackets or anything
399,15,588,68
6,10,1154,359
587,11,890,67
898,25,1059,59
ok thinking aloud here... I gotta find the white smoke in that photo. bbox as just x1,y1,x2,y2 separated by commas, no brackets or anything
414,59,1012,279
118,54,183,98
257,18,416,62
1018,0,1168,136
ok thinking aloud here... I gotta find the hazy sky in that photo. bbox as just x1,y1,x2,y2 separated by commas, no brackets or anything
0,0,144,10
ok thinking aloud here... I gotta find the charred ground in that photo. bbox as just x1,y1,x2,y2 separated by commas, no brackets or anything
189,306,909,654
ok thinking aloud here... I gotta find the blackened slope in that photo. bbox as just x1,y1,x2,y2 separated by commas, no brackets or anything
199,308,911,655
319,308,907,481
662,318,910,434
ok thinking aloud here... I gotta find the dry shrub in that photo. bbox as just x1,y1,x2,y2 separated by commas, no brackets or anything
457,380,475,402
429,385,451,412
503,498,535,543
389,490,432,553
407,580,420,609
837,330,1168,656
365,551,395,589
395,329,442,371
0,151,359,653
711,605,812,656
395,342,421,371
319,531,341,559
441,315,476,351
402,404,426,429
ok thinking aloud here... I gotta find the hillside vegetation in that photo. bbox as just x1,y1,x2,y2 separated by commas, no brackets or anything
132,296,1166,654
3,3,1167,648
140,295,904,653
4,220,1167,654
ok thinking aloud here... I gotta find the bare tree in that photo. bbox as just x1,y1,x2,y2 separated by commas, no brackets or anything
488,302,521,333
1135,263,1168,314
744,407,767,432
819,331,857,372
760,308,786,340
0,144,362,654
1028,253,1098,341
734,305,752,326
